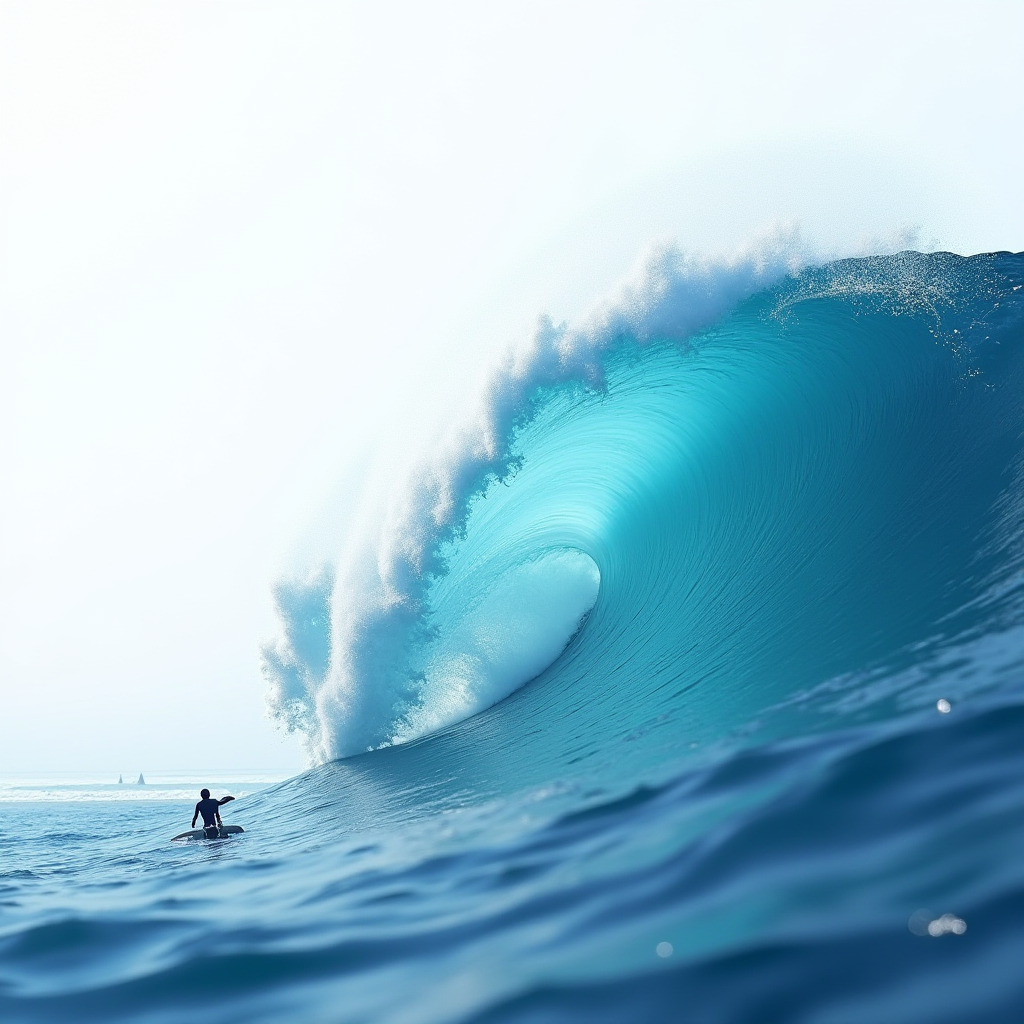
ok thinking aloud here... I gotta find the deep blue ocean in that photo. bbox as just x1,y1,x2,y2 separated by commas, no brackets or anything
2,251,1023,1023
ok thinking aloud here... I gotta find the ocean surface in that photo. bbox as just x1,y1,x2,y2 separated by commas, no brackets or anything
2,250,1023,1023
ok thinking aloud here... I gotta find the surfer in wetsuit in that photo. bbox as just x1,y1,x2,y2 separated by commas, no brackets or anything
192,789,235,833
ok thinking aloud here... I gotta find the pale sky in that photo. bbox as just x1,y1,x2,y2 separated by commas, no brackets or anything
1,1,1022,774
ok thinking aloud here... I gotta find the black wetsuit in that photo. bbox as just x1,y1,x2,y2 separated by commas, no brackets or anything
195,798,221,828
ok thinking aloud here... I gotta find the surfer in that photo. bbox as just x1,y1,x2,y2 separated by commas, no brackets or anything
192,789,235,831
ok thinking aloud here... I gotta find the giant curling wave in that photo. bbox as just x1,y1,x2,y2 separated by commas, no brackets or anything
263,245,1024,774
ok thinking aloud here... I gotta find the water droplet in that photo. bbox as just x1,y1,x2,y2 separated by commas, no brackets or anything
925,913,966,937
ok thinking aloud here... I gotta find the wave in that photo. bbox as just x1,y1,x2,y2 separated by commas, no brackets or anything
263,238,1024,768
5,245,1024,1024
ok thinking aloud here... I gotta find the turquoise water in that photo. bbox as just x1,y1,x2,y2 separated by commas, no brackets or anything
2,252,1022,1022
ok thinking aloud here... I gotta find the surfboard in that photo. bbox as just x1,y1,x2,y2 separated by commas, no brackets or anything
171,824,245,841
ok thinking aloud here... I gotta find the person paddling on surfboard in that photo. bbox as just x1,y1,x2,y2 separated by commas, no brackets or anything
192,789,235,833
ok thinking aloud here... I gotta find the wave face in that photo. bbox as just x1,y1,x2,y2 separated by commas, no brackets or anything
3,251,1024,1024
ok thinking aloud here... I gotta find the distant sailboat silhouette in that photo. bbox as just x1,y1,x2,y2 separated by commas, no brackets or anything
137,773,145,785
118,774,123,784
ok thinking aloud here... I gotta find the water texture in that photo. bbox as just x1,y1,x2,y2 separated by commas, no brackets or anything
2,251,1022,1023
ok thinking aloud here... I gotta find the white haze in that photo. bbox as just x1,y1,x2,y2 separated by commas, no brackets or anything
0,1,1021,773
